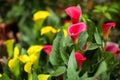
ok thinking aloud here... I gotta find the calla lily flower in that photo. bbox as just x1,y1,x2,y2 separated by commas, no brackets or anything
106,42,119,58
33,11,50,35
102,22,116,40
38,74,50,80
4,39,15,57
41,26,57,35
8,46,20,79
27,45,43,55
74,52,86,68
19,45,43,73
8,46,19,69
0,73,2,77
68,22,87,43
33,11,50,22
43,45,52,55
65,6,82,24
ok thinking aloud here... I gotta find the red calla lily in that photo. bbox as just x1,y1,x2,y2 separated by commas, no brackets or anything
65,6,82,24
102,22,116,40
106,42,119,58
75,52,86,68
43,45,52,55
68,22,87,43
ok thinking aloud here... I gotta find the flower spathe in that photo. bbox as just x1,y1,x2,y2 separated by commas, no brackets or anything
68,22,87,43
74,52,86,68
0,73,2,77
43,45,52,55
38,74,50,80
19,45,43,73
33,11,50,22
8,46,20,78
65,6,82,24
102,22,116,40
27,45,43,55
41,26,57,35
4,39,15,57
8,46,19,69
106,42,119,58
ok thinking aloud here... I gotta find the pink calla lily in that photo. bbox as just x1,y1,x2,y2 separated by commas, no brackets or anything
74,52,86,68
106,42,119,58
68,22,87,43
65,6,82,24
43,45,52,56
102,22,116,40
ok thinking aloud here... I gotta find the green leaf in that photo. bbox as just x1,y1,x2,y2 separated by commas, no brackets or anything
78,31,88,48
94,61,107,77
51,66,66,77
87,43,99,50
104,12,112,20
103,52,114,64
86,19,96,42
49,30,64,65
80,72,88,80
85,77,95,80
108,8,119,13
60,36,72,65
63,36,73,47
94,28,102,45
67,50,79,80
0,73,11,80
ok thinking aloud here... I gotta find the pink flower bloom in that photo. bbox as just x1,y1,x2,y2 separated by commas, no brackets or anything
43,45,52,56
106,42,119,58
65,6,82,24
74,52,86,68
102,22,116,40
68,22,87,43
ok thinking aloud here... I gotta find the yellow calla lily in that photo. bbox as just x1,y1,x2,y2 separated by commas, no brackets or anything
4,39,15,57
0,73,2,77
13,46,19,59
38,74,50,80
29,54,37,63
41,26,57,35
19,55,30,63
24,61,33,73
27,45,43,55
33,11,50,21
19,54,37,73
4,39,15,45
19,53,37,73
8,46,19,69
8,59,15,69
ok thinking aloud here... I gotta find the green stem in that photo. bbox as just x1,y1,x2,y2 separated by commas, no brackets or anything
104,40,107,52
28,73,32,80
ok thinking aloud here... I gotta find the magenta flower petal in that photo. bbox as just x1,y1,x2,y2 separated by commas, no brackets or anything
106,42,118,53
43,45,52,56
106,42,119,58
65,6,82,24
68,22,87,43
74,52,86,68
102,22,116,40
